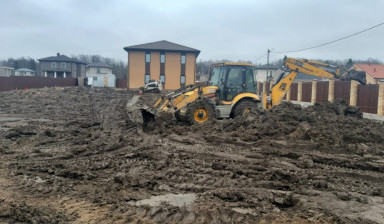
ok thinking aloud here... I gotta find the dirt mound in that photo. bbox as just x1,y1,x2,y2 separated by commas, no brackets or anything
145,99,383,149
1,88,384,223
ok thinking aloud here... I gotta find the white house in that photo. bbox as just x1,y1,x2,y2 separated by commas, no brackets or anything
15,68,36,76
0,67,14,77
86,62,113,75
86,73,116,87
254,67,283,82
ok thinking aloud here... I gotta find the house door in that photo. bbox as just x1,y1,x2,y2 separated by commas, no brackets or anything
103,77,108,87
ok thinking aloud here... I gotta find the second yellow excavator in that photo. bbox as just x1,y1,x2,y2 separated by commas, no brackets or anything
134,57,366,124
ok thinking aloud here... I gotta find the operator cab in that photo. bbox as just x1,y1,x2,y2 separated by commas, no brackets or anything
209,63,256,102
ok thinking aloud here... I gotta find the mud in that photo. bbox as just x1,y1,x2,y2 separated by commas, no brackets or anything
1,87,384,223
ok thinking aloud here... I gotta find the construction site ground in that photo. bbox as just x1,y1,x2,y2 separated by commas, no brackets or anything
0,87,384,224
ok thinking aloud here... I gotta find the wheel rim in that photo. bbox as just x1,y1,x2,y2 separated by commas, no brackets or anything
194,108,208,123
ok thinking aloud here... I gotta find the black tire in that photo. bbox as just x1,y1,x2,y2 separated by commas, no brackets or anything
186,100,215,125
233,100,260,118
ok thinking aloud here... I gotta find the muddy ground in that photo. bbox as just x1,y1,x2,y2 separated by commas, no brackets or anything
0,87,384,224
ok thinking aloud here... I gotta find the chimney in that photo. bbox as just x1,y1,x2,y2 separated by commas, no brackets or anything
374,68,376,72
57,53,60,56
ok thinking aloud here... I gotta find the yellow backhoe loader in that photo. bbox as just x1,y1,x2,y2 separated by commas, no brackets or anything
133,57,366,124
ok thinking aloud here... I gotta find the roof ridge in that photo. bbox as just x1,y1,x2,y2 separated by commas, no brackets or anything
123,40,200,55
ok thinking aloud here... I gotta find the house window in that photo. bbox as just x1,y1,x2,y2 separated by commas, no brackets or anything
160,53,165,63
181,54,186,64
145,52,151,63
145,74,150,83
51,62,56,69
97,68,101,73
180,74,186,86
160,74,165,83
61,63,66,69
93,76,97,81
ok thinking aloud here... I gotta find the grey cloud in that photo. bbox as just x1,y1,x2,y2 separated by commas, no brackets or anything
0,0,383,63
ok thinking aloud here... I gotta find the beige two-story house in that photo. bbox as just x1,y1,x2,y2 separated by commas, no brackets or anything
124,40,200,90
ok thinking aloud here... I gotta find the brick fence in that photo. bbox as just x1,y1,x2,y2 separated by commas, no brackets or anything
258,80,384,115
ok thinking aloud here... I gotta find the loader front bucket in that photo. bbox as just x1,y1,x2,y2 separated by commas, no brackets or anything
126,95,157,125
141,108,155,125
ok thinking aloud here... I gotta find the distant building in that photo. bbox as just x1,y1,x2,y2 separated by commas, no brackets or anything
348,64,384,84
86,62,113,75
86,73,116,88
15,68,36,76
38,53,86,78
124,40,200,90
195,72,209,83
254,67,283,82
0,67,14,77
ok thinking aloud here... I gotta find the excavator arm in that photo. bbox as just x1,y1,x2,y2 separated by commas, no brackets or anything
264,57,366,109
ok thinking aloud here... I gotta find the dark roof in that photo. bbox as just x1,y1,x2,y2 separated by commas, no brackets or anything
38,53,87,64
124,40,200,56
87,62,112,68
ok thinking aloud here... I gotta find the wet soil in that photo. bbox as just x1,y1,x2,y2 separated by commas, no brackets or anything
1,87,384,223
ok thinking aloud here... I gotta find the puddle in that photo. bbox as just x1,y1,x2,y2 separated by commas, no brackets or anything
131,193,196,210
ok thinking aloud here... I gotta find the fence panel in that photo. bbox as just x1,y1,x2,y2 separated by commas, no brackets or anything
302,82,312,102
0,76,77,91
290,83,298,101
316,81,329,103
334,81,351,104
357,84,379,113
116,79,127,88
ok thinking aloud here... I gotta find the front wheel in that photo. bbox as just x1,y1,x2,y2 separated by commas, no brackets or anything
186,100,215,125
233,100,260,118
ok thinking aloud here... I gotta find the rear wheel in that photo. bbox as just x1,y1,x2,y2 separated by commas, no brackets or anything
186,100,215,124
233,100,260,117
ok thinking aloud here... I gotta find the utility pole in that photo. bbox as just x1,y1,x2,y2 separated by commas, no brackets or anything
266,49,270,82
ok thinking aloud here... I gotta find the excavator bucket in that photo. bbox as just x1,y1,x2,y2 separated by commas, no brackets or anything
343,70,366,85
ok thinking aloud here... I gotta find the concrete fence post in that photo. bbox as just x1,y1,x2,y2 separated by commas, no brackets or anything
328,80,335,102
257,81,260,95
286,87,291,101
262,81,266,94
311,81,317,104
350,80,359,106
297,81,303,102
378,83,384,116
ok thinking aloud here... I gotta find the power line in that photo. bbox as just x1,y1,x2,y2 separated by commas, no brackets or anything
254,52,267,63
272,22,384,54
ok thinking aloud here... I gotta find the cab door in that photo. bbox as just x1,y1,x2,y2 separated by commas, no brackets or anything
243,67,256,93
223,67,243,101
223,66,256,101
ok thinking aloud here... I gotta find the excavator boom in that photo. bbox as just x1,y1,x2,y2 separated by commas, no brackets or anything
265,57,366,109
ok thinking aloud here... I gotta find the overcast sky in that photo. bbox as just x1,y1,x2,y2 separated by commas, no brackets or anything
1,0,383,63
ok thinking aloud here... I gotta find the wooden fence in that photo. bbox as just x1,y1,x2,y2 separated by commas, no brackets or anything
257,80,384,116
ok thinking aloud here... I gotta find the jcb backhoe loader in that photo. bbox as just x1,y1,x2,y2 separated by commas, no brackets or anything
132,57,366,124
